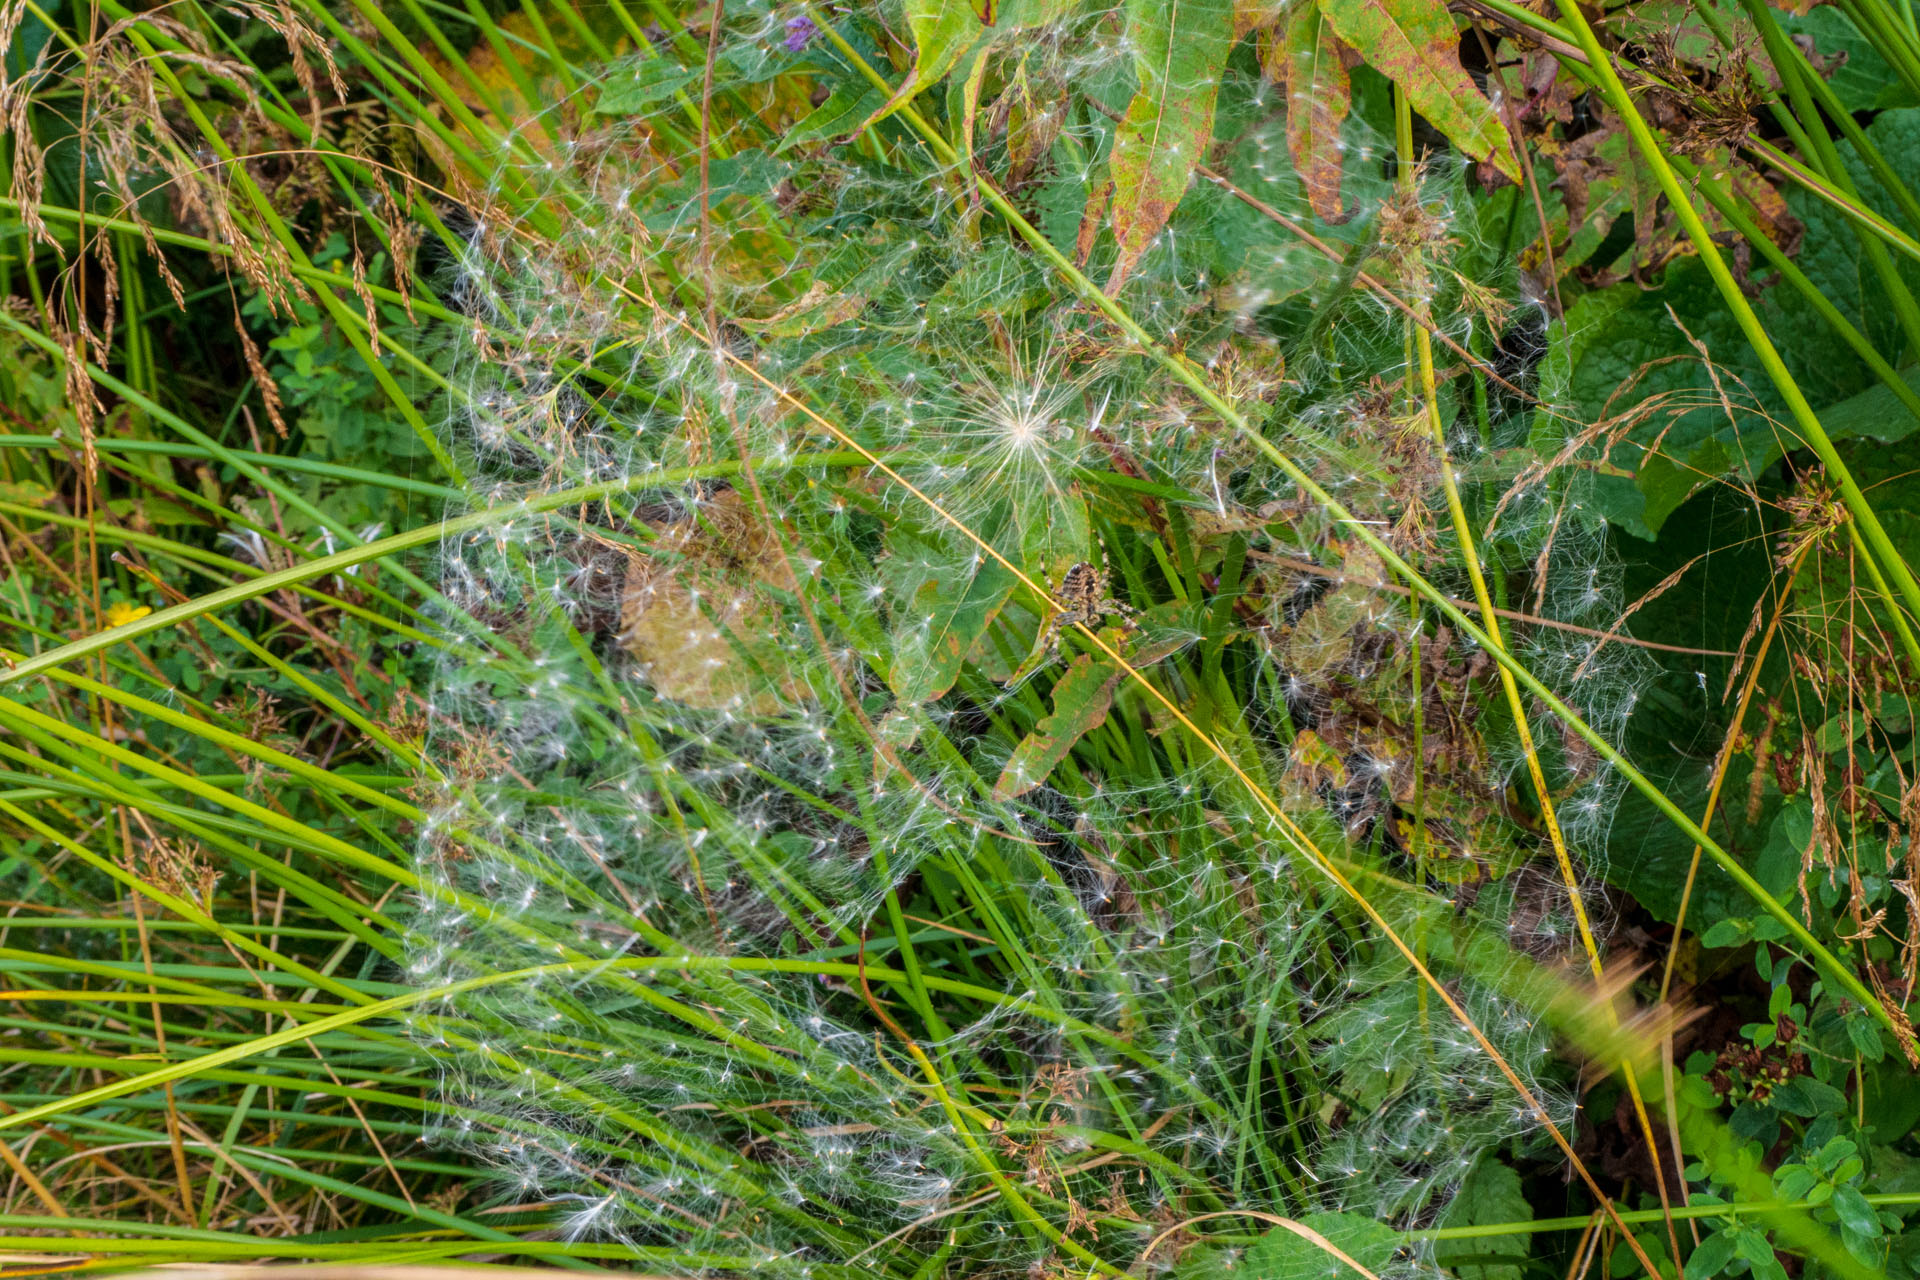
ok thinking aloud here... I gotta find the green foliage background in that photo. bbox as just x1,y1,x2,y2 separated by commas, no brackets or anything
0,0,1917,1276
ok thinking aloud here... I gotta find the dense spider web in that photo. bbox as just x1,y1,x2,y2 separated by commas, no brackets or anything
400,6,1656,1273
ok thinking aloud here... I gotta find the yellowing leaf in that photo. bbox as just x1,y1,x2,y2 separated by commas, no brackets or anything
1234,0,1287,36
1314,0,1518,181
1280,5,1354,223
863,0,990,130
0,480,57,508
1106,0,1235,290
734,280,868,338
419,12,584,144
993,655,1122,800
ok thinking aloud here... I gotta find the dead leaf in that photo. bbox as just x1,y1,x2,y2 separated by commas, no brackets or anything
617,491,806,714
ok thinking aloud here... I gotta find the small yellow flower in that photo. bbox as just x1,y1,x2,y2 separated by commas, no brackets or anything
103,601,153,628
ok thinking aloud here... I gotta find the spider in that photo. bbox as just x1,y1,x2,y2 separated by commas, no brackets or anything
1036,560,1139,656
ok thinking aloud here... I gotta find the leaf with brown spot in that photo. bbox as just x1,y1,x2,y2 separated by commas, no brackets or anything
1105,0,1235,291
993,655,1123,800
869,0,1072,136
1235,0,1287,36
1315,0,1518,181
1281,4,1354,223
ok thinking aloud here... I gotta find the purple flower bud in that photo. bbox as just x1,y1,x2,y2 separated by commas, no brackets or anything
783,14,819,51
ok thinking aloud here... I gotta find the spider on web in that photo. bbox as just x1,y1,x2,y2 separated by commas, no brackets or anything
1035,560,1140,656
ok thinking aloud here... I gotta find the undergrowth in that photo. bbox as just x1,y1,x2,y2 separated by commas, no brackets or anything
0,0,1917,1275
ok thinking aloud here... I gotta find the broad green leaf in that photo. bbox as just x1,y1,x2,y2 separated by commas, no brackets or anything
1280,4,1352,223
1863,1064,1920,1143
1609,1234,1667,1279
1779,6,1920,113
1753,800,1815,909
1688,1229,1738,1278
777,82,884,153
1106,0,1235,287
1846,1016,1889,1063
1803,363,1920,446
598,58,696,113
1556,112,1920,535
1243,1210,1401,1280
1314,0,1517,181
1831,1184,1881,1238
993,655,1121,799
1018,487,1090,584
1438,1158,1531,1280
930,241,1053,318
885,515,1020,705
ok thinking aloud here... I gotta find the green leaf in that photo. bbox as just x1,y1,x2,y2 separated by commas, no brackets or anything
1018,487,1090,585
1778,6,1920,114
1699,918,1751,949
1846,1014,1888,1063
638,150,792,231
1774,1164,1819,1200
1753,800,1815,909
1770,1076,1847,1117
1687,1229,1737,1279
1862,1067,1920,1143
1732,1226,1787,1280
1242,1211,1401,1280
1106,0,1235,287
885,519,1020,705
1438,1156,1532,1280
1814,711,1868,753
1313,0,1516,181
993,655,1122,800
599,58,697,113
776,82,885,153
1564,111,1920,535
930,241,1052,319
1280,5,1352,223
1609,1234,1663,1279
1832,1184,1882,1238
1811,363,1920,447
